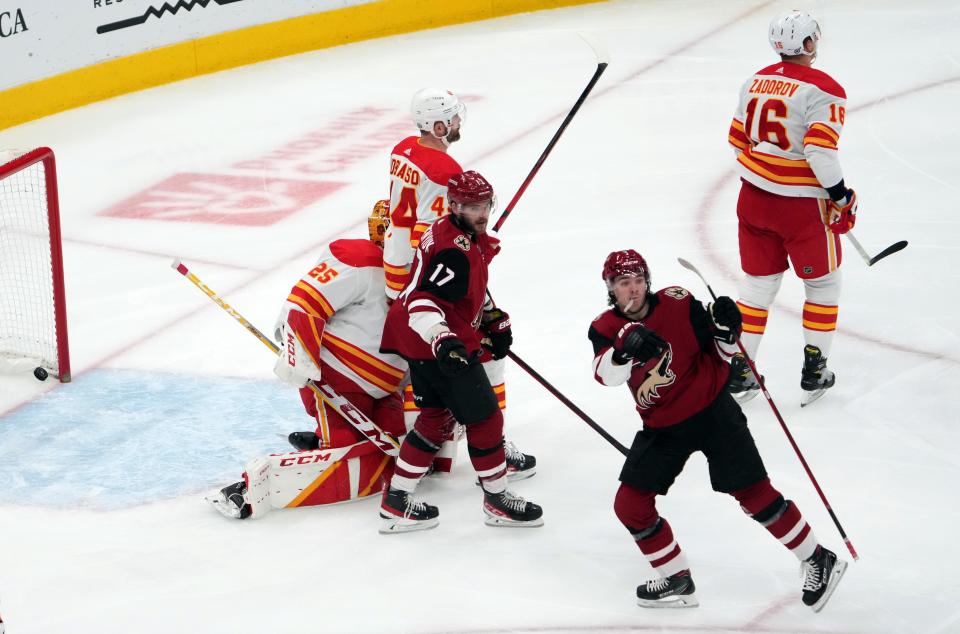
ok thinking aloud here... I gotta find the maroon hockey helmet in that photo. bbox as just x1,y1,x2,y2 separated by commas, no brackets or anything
447,170,494,207
602,249,649,288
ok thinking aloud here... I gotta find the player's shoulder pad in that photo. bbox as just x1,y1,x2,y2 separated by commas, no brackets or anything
589,308,622,337
411,142,463,183
391,135,420,156
329,239,384,269
757,62,845,99
417,247,470,302
658,286,691,301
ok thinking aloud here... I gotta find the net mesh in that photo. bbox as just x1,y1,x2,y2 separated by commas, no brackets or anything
0,149,60,374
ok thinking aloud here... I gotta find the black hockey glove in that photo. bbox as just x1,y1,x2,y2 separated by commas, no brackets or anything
480,308,512,360
708,296,742,345
432,332,470,377
612,323,667,365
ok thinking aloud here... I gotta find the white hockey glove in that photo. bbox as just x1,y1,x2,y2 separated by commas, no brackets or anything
272,319,322,388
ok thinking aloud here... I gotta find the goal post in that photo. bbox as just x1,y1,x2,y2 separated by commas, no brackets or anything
0,147,71,382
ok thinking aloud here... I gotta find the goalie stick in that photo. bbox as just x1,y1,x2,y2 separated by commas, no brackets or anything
845,231,908,267
677,257,859,561
171,259,400,457
492,33,609,233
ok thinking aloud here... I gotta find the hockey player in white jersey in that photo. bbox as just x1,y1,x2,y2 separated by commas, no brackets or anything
726,10,858,406
382,87,535,478
208,201,408,519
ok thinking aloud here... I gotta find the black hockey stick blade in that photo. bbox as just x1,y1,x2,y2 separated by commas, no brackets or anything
869,240,908,266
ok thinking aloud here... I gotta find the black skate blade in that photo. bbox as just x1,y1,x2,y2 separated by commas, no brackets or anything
812,560,847,613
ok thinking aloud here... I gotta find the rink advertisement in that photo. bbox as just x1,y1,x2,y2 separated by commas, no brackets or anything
0,0,374,91
0,0,600,130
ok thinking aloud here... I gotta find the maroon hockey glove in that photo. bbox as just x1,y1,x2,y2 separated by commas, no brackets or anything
480,308,512,360
709,296,742,344
827,188,857,234
612,322,667,365
432,332,470,377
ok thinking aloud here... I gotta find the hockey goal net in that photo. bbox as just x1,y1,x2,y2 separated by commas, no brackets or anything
0,147,71,382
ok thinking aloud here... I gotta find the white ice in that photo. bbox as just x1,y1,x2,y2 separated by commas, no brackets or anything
1,1,959,632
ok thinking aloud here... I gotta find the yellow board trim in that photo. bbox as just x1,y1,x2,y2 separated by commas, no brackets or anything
0,0,602,130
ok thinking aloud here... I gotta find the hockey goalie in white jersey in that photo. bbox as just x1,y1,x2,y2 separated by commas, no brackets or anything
209,201,408,519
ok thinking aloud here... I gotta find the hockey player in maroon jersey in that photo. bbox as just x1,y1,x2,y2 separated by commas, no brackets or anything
383,87,535,480
589,249,845,611
727,10,858,406
379,171,543,533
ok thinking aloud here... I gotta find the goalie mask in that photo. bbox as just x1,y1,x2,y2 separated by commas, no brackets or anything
368,199,390,247
768,10,820,57
411,88,466,145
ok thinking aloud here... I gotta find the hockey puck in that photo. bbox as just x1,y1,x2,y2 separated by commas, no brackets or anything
34,366,49,381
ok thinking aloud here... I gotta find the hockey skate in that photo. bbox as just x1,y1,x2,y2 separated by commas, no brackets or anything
800,546,847,612
728,353,762,404
287,431,320,451
482,489,544,527
504,440,537,481
636,570,698,608
474,440,538,486
207,481,252,520
379,487,439,534
800,345,835,407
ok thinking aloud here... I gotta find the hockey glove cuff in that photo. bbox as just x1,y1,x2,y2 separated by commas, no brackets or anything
480,308,512,360
709,296,742,344
431,332,471,377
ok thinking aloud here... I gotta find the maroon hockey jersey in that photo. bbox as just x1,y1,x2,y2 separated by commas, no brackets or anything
380,215,500,360
589,287,730,428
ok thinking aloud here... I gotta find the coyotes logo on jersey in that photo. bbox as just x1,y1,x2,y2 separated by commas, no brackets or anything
634,345,676,409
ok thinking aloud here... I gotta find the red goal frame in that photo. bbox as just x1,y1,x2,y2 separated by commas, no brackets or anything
0,147,71,382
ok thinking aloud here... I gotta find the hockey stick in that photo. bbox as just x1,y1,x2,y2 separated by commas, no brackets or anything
492,33,609,233
845,231,907,267
507,351,628,456
171,259,400,457
677,257,859,561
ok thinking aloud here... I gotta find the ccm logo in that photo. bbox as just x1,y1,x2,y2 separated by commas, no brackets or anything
286,332,296,367
280,452,331,467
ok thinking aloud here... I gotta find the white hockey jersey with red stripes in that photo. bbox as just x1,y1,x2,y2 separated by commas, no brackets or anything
277,239,406,398
728,61,847,198
383,136,462,299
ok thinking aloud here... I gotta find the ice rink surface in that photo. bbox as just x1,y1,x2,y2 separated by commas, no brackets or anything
2,0,959,632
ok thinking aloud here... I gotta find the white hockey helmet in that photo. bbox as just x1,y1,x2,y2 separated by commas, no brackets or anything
411,88,466,136
768,10,821,57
